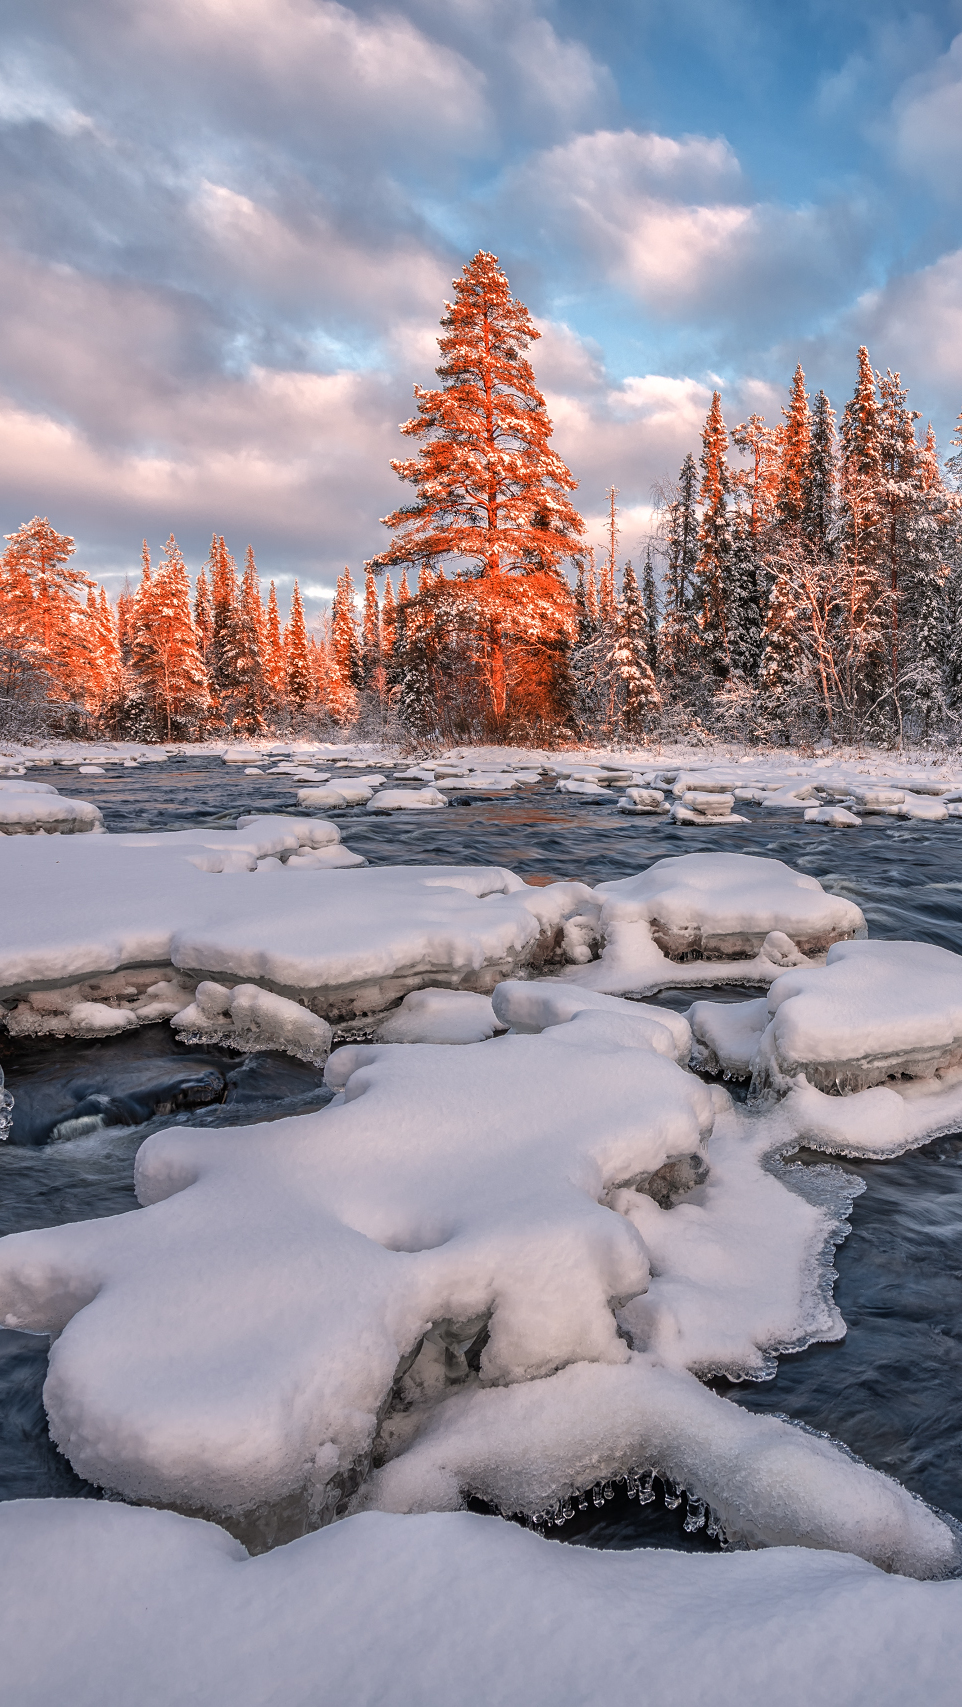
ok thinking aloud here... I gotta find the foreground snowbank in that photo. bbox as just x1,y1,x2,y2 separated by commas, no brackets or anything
4,1503,962,1707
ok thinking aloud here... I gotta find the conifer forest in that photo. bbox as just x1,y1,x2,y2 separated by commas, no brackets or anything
3,251,961,751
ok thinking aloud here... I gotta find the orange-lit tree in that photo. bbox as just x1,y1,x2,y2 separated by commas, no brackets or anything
367,250,584,738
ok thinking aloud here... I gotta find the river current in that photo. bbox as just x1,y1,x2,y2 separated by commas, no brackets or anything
3,753,962,1553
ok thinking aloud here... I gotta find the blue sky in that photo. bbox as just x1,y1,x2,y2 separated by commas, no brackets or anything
2,0,962,612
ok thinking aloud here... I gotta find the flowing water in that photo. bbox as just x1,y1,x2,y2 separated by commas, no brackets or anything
3,754,962,1551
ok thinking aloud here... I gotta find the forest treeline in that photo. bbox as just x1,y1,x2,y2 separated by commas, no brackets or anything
2,251,961,749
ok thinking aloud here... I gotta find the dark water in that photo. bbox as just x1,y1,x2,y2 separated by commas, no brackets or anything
5,753,962,1549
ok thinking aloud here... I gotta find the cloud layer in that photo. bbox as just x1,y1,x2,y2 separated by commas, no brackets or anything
2,1,962,602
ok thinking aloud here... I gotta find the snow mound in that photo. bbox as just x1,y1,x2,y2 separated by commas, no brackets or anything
616,787,668,814
366,788,447,811
593,854,863,962
361,1350,955,1579
374,988,503,1044
5,1504,962,1707
492,979,691,1063
804,805,862,827
172,981,333,1065
0,1028,712,1529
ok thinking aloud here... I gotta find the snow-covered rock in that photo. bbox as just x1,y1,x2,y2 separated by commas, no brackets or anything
0,1026,713,1530
616,786,667,814
366,787,447,811
804,805,862,827
0,835,577,1022
753,938,962,1095
0,781,104,834
4,1502,962,1707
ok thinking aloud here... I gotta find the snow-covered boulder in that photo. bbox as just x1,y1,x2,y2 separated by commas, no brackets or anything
0,834,581,1022
594,853,863,962
616,786,667,814
374,988,503,1044
366,788,447,811
753,939,962,1095
172,981,333,1065
0,780,104,835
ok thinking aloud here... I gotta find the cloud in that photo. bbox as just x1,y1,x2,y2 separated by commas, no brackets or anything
494,127,871,338
891,31,962,195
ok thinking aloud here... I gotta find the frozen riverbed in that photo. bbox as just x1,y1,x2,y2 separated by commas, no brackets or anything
4,746,962,1700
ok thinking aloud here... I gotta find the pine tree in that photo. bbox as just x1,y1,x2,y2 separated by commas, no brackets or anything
96,586,123,729
599,488,618,622
658,453,700,693
116,578,136,664
207,535,246,725
642,545,660,674
234,549,267,736
730,414,782,536
367,250,582,737
727,504,764,680
694,393,732,678
0,517,92,702
839,349,888,720
285,580,313,723
361,566,381,691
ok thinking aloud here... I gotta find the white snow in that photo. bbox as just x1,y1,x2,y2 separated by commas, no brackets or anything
374,988,503,1043
0,838,578,1024
0,781,103,834
366,787,447,811
0,1024,713,1527
5,1502,962,1707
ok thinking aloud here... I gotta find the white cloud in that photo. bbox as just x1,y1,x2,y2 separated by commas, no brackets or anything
892,32,962,195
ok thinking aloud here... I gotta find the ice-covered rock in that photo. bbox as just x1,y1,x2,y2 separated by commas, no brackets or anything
172,982,333,1065
688,997,770,1078
616,787,668,814
0,1027,712,1530
5,1503,962,1707
804,805,862,828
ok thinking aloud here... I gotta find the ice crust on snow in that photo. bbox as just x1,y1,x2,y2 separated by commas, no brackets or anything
171,981,333,1065
5,1504,962,1707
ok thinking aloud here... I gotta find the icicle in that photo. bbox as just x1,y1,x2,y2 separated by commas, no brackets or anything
637,1472,655,1505
577,1493,588,1511
663,1481,682,1510
592,1483,604,1509
602,1481,614,1501
683,1497,706,1533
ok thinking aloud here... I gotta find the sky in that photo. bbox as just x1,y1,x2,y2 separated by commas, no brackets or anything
3,0,962,614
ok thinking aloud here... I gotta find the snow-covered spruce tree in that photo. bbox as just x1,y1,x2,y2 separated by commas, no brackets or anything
657,453,700,698
642,546,660,675
609,561,661,737
726,502,765,680
899,423,951,737
262,582,287,715
361,567,381,692
233,548,267,736
284,581,313,725
131,535,209,739
694,393,733,680
776,365,812,533
193,567,214,663
838,349,889,729
205,535,245,729
0,516,93,712
366,250,582,739
328,570,361,726
802,391,837,555
730,413,782,537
